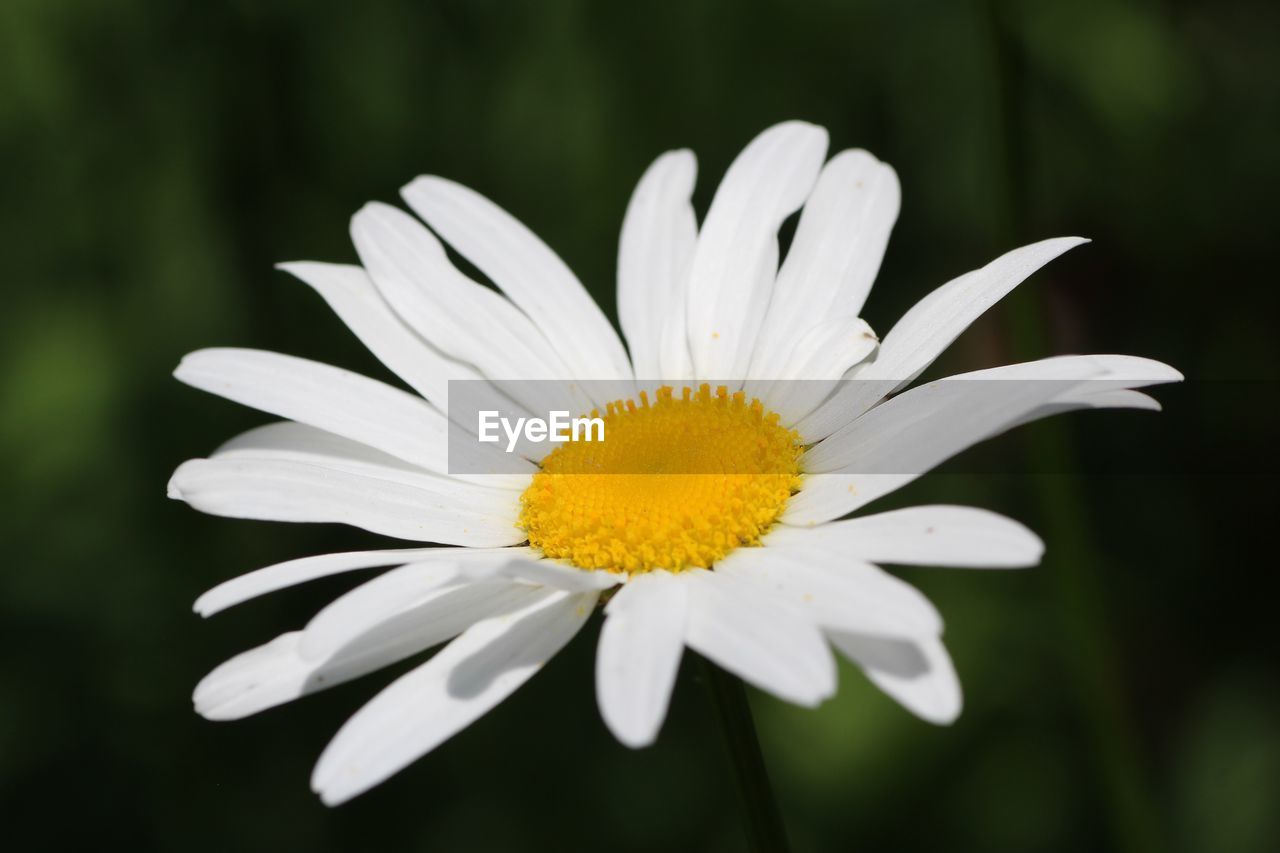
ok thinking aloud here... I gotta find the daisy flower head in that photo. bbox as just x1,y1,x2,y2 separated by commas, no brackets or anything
171,121,1180,806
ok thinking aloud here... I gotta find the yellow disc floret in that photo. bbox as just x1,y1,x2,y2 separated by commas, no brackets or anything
519,384,803,573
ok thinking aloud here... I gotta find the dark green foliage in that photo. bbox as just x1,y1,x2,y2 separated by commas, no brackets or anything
1,1,1276,850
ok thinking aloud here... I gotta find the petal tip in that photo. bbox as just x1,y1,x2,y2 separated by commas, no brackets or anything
172,352,194,381
400,174,451,202
609,725,658,750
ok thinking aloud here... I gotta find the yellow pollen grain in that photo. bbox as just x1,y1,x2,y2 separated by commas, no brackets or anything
518,384,803,573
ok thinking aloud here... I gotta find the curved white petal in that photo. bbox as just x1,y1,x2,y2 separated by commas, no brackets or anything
349,202,567,384
276,261,481,409
193,632,307,721
194,579,535,721
686,121,828,380
195,547,469,617
617,150,698,381
401,177,633,382
771,315,879,382
168,456,523,546
749,148,898,376
827,631,961,725
595,571,687,748
681,568,836,707
1023,387,1161,419
802,355,1110,474
717,547,942,637
174,348,459,476
753,315,879,426
768,505,1044,568
1053,354,1182,387
299,550,531,661
867,236,1089,388
312,586,597,805
789,354,1178,522
211,419,529,490
797,237,1089,440
1007,355,1181,430
486,557,623,592
781,473,917,526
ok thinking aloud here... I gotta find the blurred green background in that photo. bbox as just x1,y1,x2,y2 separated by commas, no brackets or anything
2,0,1277,850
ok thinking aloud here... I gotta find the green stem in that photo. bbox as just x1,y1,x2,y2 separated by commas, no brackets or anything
701,657,791,853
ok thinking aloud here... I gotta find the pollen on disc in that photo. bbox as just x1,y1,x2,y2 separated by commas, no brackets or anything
518,384,803,573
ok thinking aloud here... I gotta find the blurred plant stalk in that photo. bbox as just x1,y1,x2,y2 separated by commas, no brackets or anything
986,1,1164,851
702,656,792,853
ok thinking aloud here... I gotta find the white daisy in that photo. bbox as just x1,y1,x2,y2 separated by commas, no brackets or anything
171,121,1180,806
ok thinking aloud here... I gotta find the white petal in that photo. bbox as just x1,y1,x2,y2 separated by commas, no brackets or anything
681,568,836,707
686,121,829,379
749,149,899,376
195,580,541,721
484,557,623,593
302,581,540,706
827,632,961,725
752,315,878,426
768,505,1044,568
276,261,481,409
1057,354,1182,386
595,571,687,748
792,377,900,445
781,473,917,527
796,237,1089,440
299,550,531,661
1026,387,1162,418
717,547,942,637
195,547,467,617
617,150,698,381
193,632,307,721
802,355,1109,474
998,386,1169,434
401,177,633,382
867,236,1089,388
349,203,567,384
168,455,524,546
210,419,528,489
770,315,878,381
962,355,1177,442
787,357,1114,524
174,348,457,476
1008,355,1181,429
312,586,597,805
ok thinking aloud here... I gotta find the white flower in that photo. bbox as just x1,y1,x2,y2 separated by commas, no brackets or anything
171,121,1180,805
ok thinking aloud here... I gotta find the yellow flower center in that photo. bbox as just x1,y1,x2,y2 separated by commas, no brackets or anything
519,384,803,573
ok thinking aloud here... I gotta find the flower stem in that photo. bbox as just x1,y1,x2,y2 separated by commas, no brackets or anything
700,657,791,853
